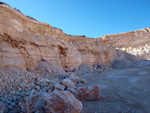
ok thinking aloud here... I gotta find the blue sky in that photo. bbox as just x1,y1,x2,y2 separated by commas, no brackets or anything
2,0,150,37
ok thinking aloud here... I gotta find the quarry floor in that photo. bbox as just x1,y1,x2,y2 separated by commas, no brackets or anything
80,67,150,113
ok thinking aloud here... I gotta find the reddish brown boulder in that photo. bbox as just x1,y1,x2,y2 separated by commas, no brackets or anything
45,90,83,113
18,93,45,113
0,102,5,113
61,78,76,88
76,85,100,101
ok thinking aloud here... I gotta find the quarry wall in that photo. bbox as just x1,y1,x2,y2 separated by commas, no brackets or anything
0,4,150,70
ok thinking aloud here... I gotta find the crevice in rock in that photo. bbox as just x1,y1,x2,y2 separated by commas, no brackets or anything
57,45,68,70
0,33,29,67
29,42,45,61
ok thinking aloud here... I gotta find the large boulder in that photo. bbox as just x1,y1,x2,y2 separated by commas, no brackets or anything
76,85,100,101
18,93,45,113
45,90,83,113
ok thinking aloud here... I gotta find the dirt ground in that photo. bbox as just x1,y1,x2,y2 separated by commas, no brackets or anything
80,66,150,113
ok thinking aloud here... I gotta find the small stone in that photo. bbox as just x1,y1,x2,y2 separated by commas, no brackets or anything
61,74,70,79
10,102,16,107
1,98,7,103
7,105,13,110
18,88,22,92
35,77,40,82
54,83,65,90
0,102,5,113
47,84,54,93
25,81,30,85
40,78,50,84
61,78,76,88
31,89,36,94
25,92,30,96
41,87,47,92
50,78,60,84
12,96,17,101
77,83,83,86
35,109,46,113
69,76,87,85
8,96,13,101
10,91,16,95
6,109,20,113
97,69,102,72
35,86,40,90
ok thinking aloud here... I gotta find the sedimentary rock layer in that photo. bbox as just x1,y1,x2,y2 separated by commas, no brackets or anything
0,3,150,70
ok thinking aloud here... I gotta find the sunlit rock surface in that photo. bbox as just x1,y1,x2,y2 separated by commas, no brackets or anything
0,4,150,71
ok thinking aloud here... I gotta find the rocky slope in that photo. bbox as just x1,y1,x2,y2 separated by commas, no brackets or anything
0,3,150,71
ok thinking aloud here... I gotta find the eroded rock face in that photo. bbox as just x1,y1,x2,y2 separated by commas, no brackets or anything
45,90,83,113
76,86,100,101
0,4,150,71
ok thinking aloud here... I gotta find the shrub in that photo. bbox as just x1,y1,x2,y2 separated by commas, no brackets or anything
0,1,6,4
81,35,86,37
14,7,21,13
27,16,37,21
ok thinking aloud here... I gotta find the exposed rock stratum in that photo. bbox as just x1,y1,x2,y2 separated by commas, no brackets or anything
0,3,150,71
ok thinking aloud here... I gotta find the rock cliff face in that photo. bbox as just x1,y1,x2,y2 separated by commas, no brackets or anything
0,3,150,70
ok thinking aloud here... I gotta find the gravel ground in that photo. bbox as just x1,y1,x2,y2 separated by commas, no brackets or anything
112,59,150,69
80,66,150,113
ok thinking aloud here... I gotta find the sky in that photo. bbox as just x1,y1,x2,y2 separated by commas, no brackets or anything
1,0,150,38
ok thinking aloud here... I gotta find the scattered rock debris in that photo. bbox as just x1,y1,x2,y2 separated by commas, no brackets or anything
0,63,101,113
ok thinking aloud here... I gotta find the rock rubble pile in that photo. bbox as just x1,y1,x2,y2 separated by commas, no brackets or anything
2,58,149,112
0,63,101,113
71,63,112,76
